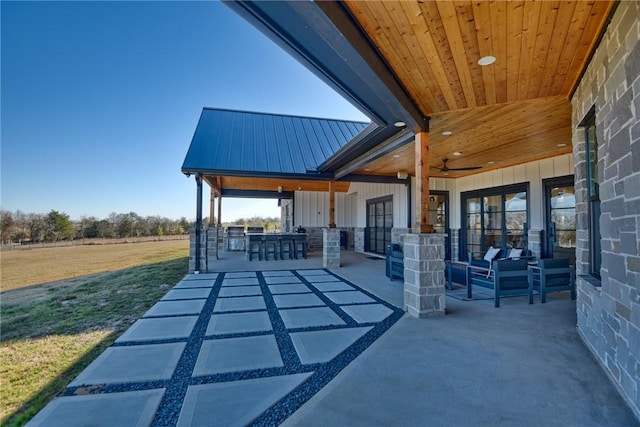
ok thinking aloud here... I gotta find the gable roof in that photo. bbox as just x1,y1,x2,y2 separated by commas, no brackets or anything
182,108,370,179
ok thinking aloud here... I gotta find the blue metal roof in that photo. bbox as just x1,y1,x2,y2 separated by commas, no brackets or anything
182,108,370,178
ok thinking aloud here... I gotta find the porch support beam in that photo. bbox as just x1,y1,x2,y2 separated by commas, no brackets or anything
414,131,434,234
209,187,215,225
195,173,203,272
328,180,336,228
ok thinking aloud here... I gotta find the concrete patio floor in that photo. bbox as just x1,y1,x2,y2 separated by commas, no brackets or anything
27,250,639,426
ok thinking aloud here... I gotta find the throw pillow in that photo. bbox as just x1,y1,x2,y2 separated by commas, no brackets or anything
483,246,500,262
508,248,523,260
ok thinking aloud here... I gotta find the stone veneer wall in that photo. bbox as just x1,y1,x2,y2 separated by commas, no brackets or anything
301,227,324,251
571,2,639,418
391,228,411,248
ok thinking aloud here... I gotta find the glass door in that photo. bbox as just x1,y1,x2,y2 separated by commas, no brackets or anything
461,184,529,261
366,196,393,255
544,176,576,264
428,191,450,259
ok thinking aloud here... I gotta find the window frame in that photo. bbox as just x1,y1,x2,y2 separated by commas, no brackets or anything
460,183,530,262
580,106,601,280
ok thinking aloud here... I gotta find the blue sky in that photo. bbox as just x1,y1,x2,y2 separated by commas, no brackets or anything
1,1,368,221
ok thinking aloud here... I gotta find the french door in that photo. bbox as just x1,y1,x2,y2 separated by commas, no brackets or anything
461,184,529,261
365,196,393,255
543,176,576,264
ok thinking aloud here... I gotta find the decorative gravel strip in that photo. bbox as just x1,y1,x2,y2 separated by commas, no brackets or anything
56,269,403,427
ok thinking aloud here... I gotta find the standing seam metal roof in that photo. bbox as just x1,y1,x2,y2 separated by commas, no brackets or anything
182,108,370,177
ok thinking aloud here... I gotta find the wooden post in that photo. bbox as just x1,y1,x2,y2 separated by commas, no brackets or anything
414,131,434,233
328,180,336,228
216,177,223,227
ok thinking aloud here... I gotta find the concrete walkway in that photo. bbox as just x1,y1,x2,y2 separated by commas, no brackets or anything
27,251,639,426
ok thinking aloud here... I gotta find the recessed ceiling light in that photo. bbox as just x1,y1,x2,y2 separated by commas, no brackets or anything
393,154,401,158
478,56,496,66
364,168,370,171
556,143,567,147
488,161,495,164
453,151,462,156
442,131,452,136
394,121,406,128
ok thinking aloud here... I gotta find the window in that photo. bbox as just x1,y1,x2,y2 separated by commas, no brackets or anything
582,108,601,279
461,184,529,261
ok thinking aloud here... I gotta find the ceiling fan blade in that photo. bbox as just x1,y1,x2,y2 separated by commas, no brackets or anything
447,166,483,171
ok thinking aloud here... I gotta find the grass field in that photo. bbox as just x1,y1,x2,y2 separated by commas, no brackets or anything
0,240,189,426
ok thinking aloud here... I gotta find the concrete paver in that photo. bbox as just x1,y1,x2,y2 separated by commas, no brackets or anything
272,293,325,309
116,316,199,342
193,335,284,375
279,307,346,329
340,304,393,323
323,290,376,304
144,299,205,317
26,389,165,427
70,343,185,386
268,283,310,294
290,327,373,364
177,374,312,427
205,311,272,335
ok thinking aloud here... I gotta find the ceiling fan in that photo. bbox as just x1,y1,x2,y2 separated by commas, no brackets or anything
433,158,482,172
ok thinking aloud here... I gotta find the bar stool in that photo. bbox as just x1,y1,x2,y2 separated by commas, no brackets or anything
247,234,263,261
293,234,307,259
263,234,279,260
279,234,295,260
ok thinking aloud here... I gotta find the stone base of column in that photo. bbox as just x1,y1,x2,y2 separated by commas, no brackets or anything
354,228,365,253
323,228,341,268
188,227,207,273
403,233,446,318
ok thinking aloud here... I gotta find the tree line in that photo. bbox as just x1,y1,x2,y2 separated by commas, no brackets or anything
0,210,194,245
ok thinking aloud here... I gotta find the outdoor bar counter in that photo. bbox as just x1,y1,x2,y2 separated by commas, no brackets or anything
245,232,307,261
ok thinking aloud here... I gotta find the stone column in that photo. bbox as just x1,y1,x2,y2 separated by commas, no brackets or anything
403,233,446,318
206,226,219,266
323,228,341,268
354,228,365,253
189,227,207,273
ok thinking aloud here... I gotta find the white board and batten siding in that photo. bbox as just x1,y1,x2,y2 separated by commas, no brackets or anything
294,154,574,230
294,182,409,228
453,154,574,229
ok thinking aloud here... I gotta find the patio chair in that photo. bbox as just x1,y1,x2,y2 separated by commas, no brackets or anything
386,244,404,281
529,258,576,303
467,259,533,307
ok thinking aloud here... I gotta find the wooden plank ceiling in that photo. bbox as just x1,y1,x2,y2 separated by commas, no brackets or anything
205,176,351,193
343,0,615,178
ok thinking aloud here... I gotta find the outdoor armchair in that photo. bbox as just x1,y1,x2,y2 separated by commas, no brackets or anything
529,258,576,303
467,259,533,307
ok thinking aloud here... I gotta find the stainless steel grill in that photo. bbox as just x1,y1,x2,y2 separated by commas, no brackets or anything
226,226,245,251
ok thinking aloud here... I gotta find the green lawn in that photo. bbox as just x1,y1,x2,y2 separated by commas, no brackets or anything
0,241,189,426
